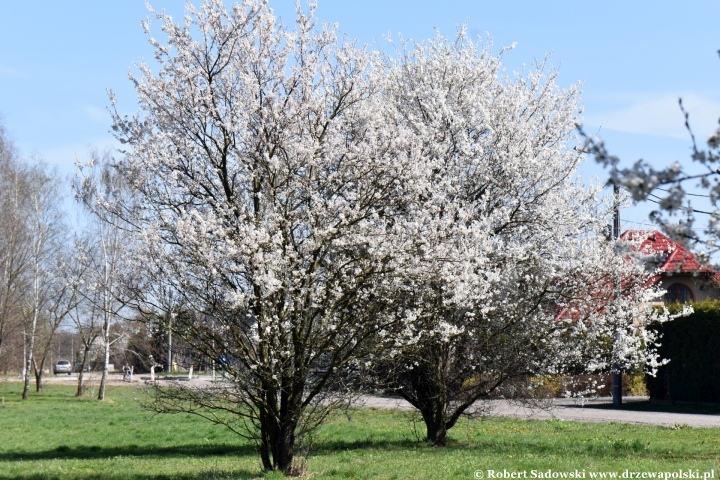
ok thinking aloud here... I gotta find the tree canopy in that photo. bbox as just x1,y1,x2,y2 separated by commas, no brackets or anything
86,0,676,473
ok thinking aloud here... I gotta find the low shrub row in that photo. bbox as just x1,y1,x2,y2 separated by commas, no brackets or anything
647,300,720,402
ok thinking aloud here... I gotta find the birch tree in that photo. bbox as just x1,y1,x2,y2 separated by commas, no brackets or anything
0,123,31,371
66,235,103,397
75,158,135,401
29,254,76,393
0,123,73,390
21,165,66,400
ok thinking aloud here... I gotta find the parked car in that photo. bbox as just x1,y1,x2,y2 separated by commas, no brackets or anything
54,360,72,375
74,362,91,372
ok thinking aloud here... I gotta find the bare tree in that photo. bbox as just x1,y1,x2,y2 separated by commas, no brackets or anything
29,264,76,393
0,122,76,392
0,122,31,373
21,164,66,400
74,157,134,401
66,235,103,396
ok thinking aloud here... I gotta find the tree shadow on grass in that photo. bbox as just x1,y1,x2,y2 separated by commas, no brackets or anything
315,435,561,456
313,432,662,462
582,400,720,416
0,444,263,479
0,474,259,480
0,442,256,463
314,437,422,453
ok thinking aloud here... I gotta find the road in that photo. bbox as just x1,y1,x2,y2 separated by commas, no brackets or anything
30,374,720,428
355,394,720,428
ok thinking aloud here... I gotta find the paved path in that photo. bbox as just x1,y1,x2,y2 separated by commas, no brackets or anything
33,374,720,428
354,395,720,428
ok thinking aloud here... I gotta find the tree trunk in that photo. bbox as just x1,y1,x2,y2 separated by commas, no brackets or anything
21,371,30,399
21,323,36,400
76,371,85,397
34,358,43,393
272,422,295,474
259,408,273,472
98,316,110,401
258,390,298,474
76,348,91,397
21,353,32,400
261,418,296,473
420,403,449,446
412,345,451,446
98,367,107,400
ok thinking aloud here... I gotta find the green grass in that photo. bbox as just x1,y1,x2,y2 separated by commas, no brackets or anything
1,382,719,479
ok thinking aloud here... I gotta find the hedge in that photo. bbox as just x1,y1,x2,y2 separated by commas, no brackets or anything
646,300,720,402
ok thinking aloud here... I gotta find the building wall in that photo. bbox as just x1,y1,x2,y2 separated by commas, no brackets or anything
657,274,720,303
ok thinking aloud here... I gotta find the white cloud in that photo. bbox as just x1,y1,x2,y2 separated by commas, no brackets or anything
584,92,720,140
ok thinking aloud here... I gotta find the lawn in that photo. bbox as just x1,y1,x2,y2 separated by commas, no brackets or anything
1,381,719,479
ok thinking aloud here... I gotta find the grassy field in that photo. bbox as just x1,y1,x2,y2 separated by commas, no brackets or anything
1,381,719,479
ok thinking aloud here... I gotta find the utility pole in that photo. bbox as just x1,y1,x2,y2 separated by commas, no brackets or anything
167,312,173,373
612,182,622,407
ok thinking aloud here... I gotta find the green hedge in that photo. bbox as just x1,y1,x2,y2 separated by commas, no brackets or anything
647,300,720,402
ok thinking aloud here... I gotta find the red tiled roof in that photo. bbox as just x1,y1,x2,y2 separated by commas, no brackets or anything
555,230,717,321
620,230,711,274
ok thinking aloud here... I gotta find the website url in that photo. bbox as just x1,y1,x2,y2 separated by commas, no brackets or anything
478,470,716,480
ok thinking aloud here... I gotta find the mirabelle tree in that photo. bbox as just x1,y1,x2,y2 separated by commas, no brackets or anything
98,0,416,473
92,0,676,472
370,33,676,445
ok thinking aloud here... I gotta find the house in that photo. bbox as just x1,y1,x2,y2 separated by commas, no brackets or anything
621,230,720,303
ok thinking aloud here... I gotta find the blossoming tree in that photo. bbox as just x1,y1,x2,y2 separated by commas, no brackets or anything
369,33,676,445
104,0,420,473
95,0,676,472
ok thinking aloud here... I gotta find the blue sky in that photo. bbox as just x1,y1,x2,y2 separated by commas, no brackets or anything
1,1,719,230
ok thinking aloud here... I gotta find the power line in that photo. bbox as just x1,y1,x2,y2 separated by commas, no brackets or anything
654,186,714,199
645,195,716,216
620,218,708,232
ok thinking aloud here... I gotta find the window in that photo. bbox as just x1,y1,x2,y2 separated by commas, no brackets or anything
665,283,693,303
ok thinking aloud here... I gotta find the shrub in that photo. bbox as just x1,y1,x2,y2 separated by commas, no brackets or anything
647,300,720,402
